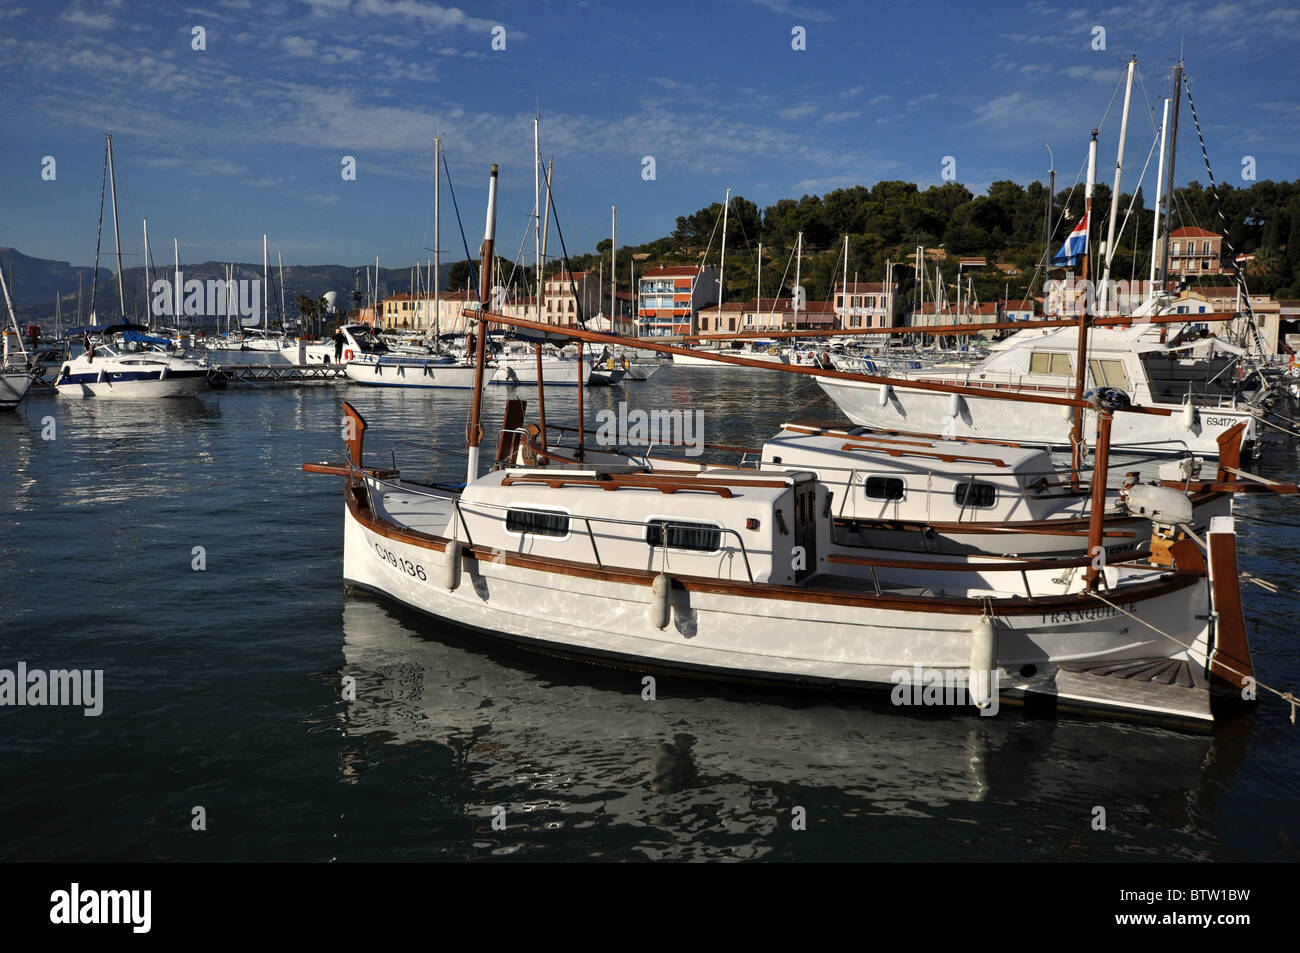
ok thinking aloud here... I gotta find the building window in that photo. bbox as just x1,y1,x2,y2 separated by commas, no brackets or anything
1203,241,1212,254
1202,259,1212,271
505,507,569,538
646,519,722,553
954,482,996,508
864,476,905,501
1172,241,1181,254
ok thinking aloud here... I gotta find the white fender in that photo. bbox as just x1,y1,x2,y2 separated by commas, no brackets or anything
1061,402,1074,421
968,615,996,709
947,392,961,417
1180,400,1196,431
877,384,891,407
650,572,672,629
444,540,462,590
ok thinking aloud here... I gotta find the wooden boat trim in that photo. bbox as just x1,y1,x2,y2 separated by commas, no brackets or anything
500,475,739,497
836,442,1007,467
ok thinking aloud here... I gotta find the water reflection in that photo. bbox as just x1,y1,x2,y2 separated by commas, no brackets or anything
336,593,1238,860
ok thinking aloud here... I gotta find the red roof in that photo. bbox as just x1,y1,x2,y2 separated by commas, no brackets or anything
642,266,705,277
1168,226,1219,238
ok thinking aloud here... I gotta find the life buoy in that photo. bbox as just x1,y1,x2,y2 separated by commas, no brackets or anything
344,348,355,360
621,356,630,370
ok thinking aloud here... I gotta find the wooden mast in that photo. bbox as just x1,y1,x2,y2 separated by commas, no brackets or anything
465,163,499,483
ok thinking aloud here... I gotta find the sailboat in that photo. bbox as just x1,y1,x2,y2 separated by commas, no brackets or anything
54,136,209,400
818,60,1259,457
305,162,1259,726
0,266,34,410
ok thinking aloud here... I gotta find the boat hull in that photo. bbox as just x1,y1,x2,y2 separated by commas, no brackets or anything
344,360,477,389
54,369,208,399
1,370,32,410
342,484,1212,716
817,376,1257,456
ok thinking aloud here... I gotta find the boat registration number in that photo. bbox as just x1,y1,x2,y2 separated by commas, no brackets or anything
1204,416,1236,428
374,542,427,581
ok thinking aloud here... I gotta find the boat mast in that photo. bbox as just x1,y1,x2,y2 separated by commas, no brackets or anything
262,235,268,333
142,219,151,326
610,204,617,333
435,135,442,345
174,237,181,329
794,231,802,330
842,234,849,328
106,134,126,320
1070,131,1100,480
1159,62,1183,284
717,187,731,334
1099,55,1136,316
1149,97,1170,291
465,164,499,483
278,251,286,332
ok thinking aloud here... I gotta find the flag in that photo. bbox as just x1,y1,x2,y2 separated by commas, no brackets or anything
1051,211,1089,265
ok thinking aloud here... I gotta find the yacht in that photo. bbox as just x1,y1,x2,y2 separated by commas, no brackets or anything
817,323,1259,456
54,326,209,399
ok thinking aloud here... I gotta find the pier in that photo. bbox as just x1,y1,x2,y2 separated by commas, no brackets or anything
207,364,347,387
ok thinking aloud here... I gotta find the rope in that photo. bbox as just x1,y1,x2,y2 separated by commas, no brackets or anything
88,142,108,321
1182,72,1268,357
1085,588,1298,721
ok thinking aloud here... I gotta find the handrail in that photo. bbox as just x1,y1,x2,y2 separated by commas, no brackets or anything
501,475,737,498
837,443,1008,468
346,457,759,582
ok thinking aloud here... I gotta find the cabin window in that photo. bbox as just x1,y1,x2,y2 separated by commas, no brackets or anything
863,476,906,501
954,482,997,508
505,507,569,538
1029,351,1073,376
1088,359,1129,390
646,519,722,553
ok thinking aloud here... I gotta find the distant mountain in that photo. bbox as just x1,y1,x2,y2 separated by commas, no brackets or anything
0,248,108,325
0,249,456,327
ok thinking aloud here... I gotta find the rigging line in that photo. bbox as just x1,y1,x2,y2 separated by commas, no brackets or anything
1182,71,1266,353
1105,129,1161,278
766,243,797,323
440,150,478,299
544,172,586,329
687,201,725,301
88,142,108,321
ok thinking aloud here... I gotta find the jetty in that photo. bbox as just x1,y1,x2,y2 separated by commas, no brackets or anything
207,364,347,387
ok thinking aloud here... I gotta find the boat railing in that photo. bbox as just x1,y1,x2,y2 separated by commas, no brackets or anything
350,457,757,582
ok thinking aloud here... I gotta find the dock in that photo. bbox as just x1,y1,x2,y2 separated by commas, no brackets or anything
208,364,347,387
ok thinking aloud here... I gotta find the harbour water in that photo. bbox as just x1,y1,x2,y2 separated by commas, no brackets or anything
2,367,1298,861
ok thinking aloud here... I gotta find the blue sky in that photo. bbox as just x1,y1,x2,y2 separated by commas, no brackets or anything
1,0,1297,271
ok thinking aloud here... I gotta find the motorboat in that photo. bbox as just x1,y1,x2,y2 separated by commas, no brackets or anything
54,325,209,399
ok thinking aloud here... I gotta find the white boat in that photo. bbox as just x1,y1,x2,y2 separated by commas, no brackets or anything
491,344,623,386
308,397,1253,725
54,326,209,399
345,354,478,389
1,275,34,410
0,362,32,410
307,160,1258,727
817,323,1259,456
284,323,383,365
756,420,1235,558
240,328,285,352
